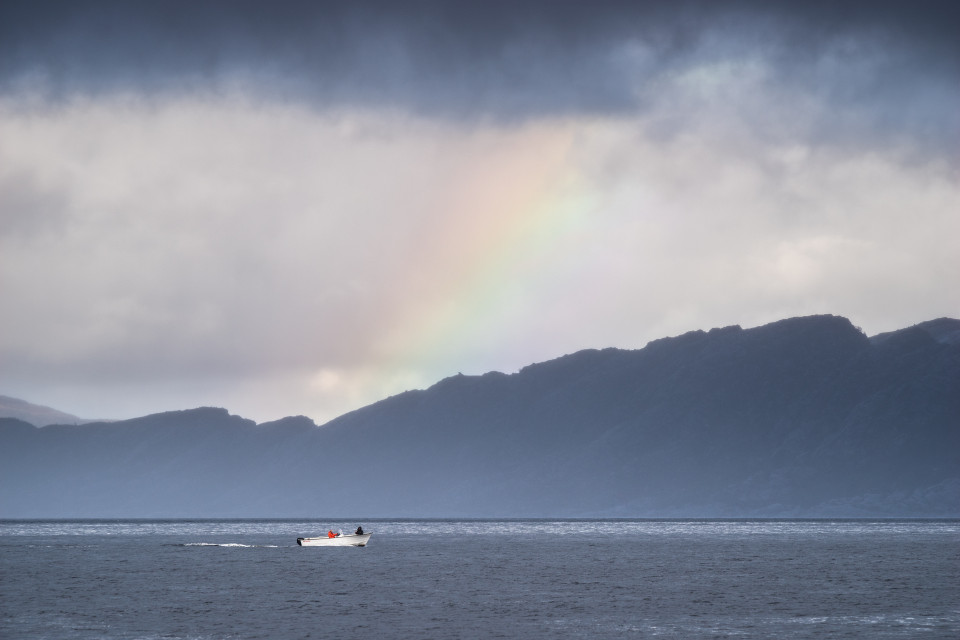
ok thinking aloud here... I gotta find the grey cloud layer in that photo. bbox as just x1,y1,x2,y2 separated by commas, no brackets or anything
3,1,957,147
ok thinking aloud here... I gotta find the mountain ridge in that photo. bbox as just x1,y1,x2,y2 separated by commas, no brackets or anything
0,394,95,427
2,314,958,518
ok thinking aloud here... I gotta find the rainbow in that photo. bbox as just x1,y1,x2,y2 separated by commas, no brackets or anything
379,125,596,383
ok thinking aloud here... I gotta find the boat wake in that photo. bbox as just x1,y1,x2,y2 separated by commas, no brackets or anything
179,542,279,548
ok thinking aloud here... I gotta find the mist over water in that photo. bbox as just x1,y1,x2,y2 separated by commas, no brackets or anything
2,519,957,639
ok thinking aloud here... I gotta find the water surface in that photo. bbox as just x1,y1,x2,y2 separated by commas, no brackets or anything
2,519,957,639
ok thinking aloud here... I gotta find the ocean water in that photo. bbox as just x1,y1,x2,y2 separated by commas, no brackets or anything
1,520,957,639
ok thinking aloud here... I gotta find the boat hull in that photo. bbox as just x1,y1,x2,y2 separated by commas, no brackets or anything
297,533,371,547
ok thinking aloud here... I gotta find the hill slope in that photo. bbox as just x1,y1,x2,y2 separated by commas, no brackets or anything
2,315,957,517
0,395,90,427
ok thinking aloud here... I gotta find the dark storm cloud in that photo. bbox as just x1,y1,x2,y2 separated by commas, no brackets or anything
2,1,957,116
0,1,668,113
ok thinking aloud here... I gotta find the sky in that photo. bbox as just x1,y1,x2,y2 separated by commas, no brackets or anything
1,1,958,424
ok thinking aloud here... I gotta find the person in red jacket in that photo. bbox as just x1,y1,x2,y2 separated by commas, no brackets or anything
327,530,337,538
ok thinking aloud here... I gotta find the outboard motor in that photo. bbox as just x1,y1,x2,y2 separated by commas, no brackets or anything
296,537,304,546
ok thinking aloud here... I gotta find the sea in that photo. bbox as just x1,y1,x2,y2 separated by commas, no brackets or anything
1,519,957,639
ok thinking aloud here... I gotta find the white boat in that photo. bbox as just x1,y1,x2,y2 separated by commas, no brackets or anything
297,533,372,547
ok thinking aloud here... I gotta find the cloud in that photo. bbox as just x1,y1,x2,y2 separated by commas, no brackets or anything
0,97,587,417
2,2,957,152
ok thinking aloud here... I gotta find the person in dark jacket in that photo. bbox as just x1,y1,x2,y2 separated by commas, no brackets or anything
355,526,364,535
